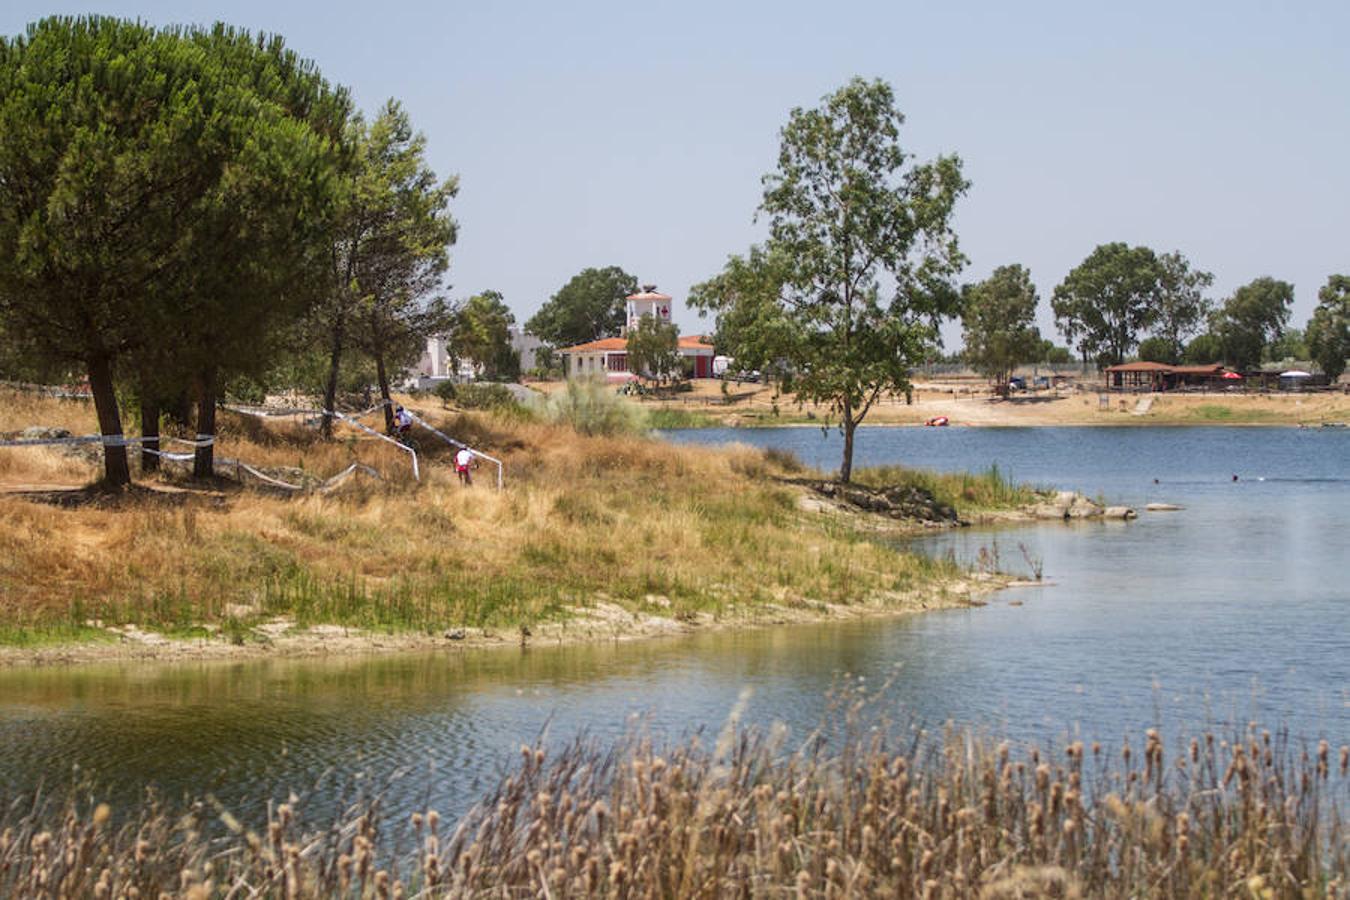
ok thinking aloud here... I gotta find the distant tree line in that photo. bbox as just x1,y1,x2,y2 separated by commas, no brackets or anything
0,16,461,485
964,244,1347,383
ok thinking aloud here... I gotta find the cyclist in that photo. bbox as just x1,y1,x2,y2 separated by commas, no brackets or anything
392,405,414,440
455,446,475,486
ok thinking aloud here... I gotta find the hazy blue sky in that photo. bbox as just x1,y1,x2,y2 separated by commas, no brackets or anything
6,1,1348,345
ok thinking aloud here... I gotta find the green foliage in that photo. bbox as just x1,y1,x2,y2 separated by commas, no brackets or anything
1152,251,1214,364
346,100,458,402
1264,327,1307,364
537,379,644,436
626,313,680,381
1184,332,1224,365
1051,243,1162,367
1137,336,1177,364
1212,277,1294,371
852,462,1037,511
0,16,350,483
1036,340,1074,366
961,264,1041,388
450,383,520,412
691,77,968,482
645,407,717,429
450,290,517,381
1306,275,1349,381
526,266,637,348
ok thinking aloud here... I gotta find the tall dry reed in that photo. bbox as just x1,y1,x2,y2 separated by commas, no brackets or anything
2,691,1345,897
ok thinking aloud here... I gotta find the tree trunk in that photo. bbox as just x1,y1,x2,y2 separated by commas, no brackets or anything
839,398,856,484
87,354,131,487
321,322,343,439
140,395,160,474
193,367,217,479
375,351,394,433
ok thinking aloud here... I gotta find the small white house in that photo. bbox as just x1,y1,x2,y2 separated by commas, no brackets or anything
559,286,715,381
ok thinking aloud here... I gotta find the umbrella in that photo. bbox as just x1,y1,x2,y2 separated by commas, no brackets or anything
1280,370,1312,378
1221,371,1242,380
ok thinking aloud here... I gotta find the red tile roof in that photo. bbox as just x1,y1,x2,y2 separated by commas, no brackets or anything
559,334,714,354
559,337,629,353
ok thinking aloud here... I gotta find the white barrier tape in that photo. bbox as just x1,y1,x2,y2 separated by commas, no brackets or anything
138,448,198,462
225,404,419,482
405,411,504,490
321,408,419,482
236,462,305,491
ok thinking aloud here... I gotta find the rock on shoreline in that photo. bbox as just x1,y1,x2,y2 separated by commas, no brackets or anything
1029,491,1136,521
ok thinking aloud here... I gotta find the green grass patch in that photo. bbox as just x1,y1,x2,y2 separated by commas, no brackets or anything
0,622,116,648
645,407,719,429
1191,404,1278,423
852,462,1039,512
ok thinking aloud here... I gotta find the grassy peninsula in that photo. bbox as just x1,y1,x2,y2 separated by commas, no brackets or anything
0,385,1037,661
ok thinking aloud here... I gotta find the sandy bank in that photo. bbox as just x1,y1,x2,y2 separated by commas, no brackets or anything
0,576,1012,668
621,379,1350,428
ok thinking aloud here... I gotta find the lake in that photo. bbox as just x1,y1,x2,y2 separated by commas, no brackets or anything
1,425,1346,827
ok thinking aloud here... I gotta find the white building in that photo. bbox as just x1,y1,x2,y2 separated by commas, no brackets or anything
559,287,715,381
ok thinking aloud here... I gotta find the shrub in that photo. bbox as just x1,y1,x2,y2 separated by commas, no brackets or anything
435,381,520,413
536,379,643,436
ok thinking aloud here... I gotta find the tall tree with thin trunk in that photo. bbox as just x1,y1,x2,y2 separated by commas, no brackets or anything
320,102,456,436
691,78,967,482
961,265,1041,395
1152,251,1214,364
346,101,457,432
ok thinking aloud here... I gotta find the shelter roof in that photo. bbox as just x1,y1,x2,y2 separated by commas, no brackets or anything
626,290,672,302
1104,361,1172,373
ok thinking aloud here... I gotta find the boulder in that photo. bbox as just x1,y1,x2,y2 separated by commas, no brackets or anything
1031,491,1104,519
1102,506,1137,520
1145,502,1185,511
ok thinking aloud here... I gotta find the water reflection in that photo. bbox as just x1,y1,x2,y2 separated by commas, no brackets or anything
2,426,1346,827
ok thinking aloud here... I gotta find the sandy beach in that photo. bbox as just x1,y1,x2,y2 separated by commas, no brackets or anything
607,378,1350,427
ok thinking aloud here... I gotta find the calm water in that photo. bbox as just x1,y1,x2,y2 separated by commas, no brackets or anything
1,426,1346,827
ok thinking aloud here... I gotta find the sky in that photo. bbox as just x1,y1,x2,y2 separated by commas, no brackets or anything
5,1,1348,347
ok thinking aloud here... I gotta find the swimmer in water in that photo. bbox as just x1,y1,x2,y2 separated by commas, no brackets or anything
1232,474,1239,482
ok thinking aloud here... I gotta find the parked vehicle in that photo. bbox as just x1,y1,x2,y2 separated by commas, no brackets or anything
1009,376,1027,391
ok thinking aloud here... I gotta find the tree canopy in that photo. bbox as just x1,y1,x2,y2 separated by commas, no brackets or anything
1152,252,1214,364
1212,277,1293,371
0,16,349,484
626,313,680,382
343,100,458,432
1306,275,1349,381
527,266,636,348
451,291,517,380
1051,243,1161,368
961,265,1041,393
691,77,967,482
317,100,456,435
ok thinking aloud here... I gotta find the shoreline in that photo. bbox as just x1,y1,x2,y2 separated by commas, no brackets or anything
0,573,1017,670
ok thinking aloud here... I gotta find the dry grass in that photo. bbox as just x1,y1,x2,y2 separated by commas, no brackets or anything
0,388,962,642
2,688,1345,897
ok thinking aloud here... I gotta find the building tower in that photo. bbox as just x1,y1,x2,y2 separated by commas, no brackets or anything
624,285,672,335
